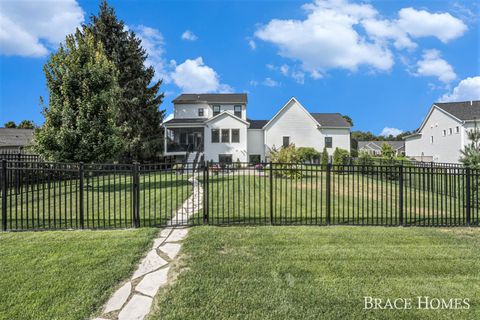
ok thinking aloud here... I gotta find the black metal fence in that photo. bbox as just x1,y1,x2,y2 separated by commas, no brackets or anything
1,160,478,231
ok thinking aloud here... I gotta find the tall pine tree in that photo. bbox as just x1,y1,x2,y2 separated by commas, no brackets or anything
85,1,165,162
34,30,124,162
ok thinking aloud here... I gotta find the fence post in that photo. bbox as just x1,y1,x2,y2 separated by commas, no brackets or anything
466,167,471,226
326,163,332,225
1,159,7,231
132,162,140,228
269,161,274,225
203,161,209,224
79,162,85,229
398,164,404,226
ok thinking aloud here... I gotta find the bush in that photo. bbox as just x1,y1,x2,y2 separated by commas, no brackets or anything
297,147,321,163
333,148,350,165
269,145,302,178
321,147,329,166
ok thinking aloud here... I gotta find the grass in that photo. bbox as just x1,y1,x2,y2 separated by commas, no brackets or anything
1,171,192,230
150,226,480,320
0,228,158,320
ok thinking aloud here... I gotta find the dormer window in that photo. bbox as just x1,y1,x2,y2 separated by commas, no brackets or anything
198,108,204,117
213,105,220,116
234,105,242,118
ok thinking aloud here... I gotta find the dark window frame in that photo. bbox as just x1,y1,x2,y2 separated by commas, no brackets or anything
282,136,290,148
249,154,261,164
231,129,240,143
219,154,233,163
213,105,221,116
211,129,220,143
325,137,332,148
221,129,230,143
234,105,242,118
198,108,204,117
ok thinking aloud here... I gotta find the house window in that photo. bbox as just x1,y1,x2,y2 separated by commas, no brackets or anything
234,105,242,118
456,126,460,133
219,154,232,163
211,129,219,143
430,136,434,144
180,132,187,145
221,129,230,143
448,128,453,135
442,130,446,137
249,155,261,164
213,105,220,116
198,108,204,117
325,137,333,148
283,136,290,148
231,129,240,143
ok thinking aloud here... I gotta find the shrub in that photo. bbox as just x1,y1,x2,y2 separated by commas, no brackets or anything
321,147,329,166
333,148,350,165
297,147,320,163
270,145,302,178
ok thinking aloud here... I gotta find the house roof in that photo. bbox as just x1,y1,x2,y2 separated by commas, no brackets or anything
248,119,268,129
204,111,250,125
172,93,248,104
358,140,405,151
163,118,205,125
434,100,480,121
0,128,34,147
310,113,352,128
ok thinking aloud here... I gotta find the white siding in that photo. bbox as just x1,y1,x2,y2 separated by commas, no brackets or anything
173,103,246,120
405,107,463,163
264,99,350,156
247,130,265,161
204,114,248,162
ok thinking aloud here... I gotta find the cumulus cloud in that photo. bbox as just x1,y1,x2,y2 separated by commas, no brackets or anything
135,25,170,82
263,78,280,87
181,30,198,41
380,127,403,137
171,57,232,93
440,77,480,102
254,0,467,80
0,0,84,57
248,39,256,50
415,49,456,83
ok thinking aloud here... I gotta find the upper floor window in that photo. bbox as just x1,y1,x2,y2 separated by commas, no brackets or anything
198,108,204,117
221,129,230,142
211,129,219,143
442,130,446,137
455,126,460,134
283,136,290,148
325,137,332,148
430,136,434,144
213,105,220,116
234,105,242,118
448,128,453,135
231,129,240,143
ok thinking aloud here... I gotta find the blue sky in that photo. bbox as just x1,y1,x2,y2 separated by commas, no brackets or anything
0,0,479,136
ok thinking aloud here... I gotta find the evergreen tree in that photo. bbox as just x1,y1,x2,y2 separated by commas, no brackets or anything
85,1,165,162
17,120,35,129
34,30,123,162
4,121,16,128
321,147,329,166
460,122,480,169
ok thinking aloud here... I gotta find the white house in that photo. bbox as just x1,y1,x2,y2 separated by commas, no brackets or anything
404,100,480,163
163,94,352,163
358,141,405,156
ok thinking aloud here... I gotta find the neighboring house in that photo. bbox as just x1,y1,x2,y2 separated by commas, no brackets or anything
0,128,34,153
404,100,480,163
357,141,405,156
163,94,352,163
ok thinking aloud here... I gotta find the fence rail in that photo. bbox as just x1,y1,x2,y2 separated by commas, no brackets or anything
1,160,478,231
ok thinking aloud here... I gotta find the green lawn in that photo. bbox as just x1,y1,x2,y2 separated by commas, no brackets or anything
1,171,192,230
0,228,158,320
149,226,480,320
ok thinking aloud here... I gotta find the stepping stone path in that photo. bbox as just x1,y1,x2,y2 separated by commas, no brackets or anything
93,177,202,320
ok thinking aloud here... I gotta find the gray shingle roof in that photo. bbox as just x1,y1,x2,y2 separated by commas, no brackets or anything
172,93,247,104
0,128,34,147
310,113,351,127
435,100,480,121
248,120,268,129
358,140,405,151
163,118,205,125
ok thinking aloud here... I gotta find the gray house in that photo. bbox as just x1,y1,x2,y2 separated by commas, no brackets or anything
358,140,405,156
0,128,34,153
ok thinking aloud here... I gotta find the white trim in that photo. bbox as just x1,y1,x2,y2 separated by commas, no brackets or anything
263,97,322,130
204,111,250,126
416,104,464,134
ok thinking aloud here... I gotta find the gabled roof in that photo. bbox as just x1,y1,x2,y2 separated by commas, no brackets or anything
248,119,268,129
434,101,480,121
263,97,322,130
172,93,247,104
0,128,34,147
358,140,404,151
204,111,250,125
310,113,351,128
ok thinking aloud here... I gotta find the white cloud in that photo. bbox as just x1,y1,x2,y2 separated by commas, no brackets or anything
248,39,256,50
135,25,170,82
181,30,198,41
380,127,403,137
416,49,456,83
280,64,289,75
362,18,417,50
263,78,280,87
0,0,84,57
440,76,480,102
171,57,232,93
249,80,259,86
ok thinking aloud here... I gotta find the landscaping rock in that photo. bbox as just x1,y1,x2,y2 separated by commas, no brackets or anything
104,282,131,313
166,228,189,242
132,250,167,279
118,294,152,320
159,243,181,259
135,267,170,297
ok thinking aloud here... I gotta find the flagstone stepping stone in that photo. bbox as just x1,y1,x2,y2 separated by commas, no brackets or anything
136,267,170,297
104,282,131,313
132,250,167,279
118,294,152,320
166,228,189,242
160,227,173,238
159,243,181,259
151,238,164,249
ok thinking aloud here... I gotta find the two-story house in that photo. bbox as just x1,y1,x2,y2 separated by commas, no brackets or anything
163,94,352,163
404,100,480,163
